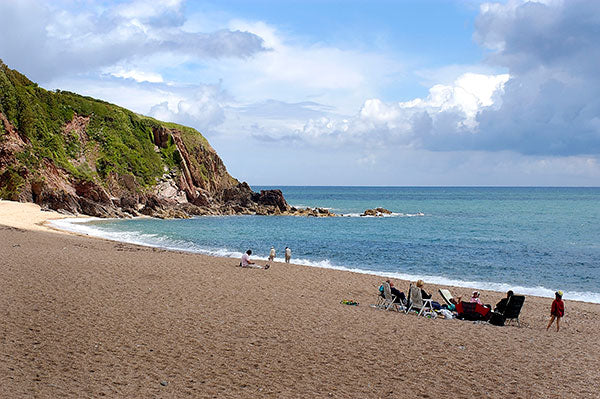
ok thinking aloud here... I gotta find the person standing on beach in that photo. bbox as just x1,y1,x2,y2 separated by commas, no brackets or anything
241,250,269,270
547,291,565,332
269,246,276,261
285,247,291,263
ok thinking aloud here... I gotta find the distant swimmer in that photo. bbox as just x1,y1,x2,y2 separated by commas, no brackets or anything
269,246,276,261
285,246,291,263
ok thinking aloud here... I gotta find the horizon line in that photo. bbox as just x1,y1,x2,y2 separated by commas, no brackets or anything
249,184,600,188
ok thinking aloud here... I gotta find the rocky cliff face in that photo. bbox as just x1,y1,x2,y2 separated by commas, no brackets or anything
0,61,297,218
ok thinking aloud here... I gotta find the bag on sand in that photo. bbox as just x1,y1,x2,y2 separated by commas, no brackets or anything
489,311,505,326
439,309,454,319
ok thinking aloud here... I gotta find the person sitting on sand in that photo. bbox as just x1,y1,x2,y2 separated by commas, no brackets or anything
241,250,269,270
494,290,514,313
470,291,483,305
547,291,565,332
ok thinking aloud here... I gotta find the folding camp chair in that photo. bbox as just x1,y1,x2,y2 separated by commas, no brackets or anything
406,284,435,317
456,301,491,321
381,282,405,312
503,295,525,326
374,282,395,310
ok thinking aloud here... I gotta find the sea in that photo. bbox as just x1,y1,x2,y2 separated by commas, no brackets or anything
51,187,600,303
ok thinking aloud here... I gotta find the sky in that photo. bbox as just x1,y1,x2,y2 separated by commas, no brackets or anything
0,0,599,186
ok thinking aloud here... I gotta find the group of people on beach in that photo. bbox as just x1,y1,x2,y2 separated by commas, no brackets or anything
239,246,292,269
380,279,565,331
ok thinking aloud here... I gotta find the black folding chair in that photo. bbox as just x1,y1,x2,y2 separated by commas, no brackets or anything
503,295,525,326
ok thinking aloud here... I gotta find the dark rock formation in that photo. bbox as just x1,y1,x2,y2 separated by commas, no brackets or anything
361,208,393,217
253,189,289,212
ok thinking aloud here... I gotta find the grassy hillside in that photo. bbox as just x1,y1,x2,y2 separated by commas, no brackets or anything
0,60,231,201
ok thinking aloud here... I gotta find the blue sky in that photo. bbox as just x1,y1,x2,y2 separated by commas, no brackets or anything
0,0,599,186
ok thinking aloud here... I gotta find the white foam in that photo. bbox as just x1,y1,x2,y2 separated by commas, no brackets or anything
49,218,599,304
338,212,426,218
289,204,308,209
50,218,243,258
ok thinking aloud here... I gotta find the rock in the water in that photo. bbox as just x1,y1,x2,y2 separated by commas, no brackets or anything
253,189,290,212
361,208,393,217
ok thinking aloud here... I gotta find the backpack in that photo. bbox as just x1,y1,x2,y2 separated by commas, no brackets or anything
489,311,505,326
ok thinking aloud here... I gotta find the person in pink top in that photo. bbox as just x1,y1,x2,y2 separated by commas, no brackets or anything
469,291,483,305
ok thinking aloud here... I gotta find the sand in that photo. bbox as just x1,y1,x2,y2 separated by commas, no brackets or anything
1,201,599,398
0,200,71,231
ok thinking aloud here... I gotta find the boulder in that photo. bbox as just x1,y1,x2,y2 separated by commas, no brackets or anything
74,181,111,204
361,208,393,217
253,189,289,212
120,195,139,214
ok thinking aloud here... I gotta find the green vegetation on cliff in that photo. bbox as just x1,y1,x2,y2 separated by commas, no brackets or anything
0,60,232,201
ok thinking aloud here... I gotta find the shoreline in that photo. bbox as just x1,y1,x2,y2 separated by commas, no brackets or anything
2,200,597,304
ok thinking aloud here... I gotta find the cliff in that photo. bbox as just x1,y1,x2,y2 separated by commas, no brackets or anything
0,60,300,218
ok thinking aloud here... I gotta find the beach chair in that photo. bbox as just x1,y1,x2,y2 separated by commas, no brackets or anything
374,282,393,310
380,282,404,312
455,301,477,320
406,284,435,317
502,295,525,326
438,289,454,308
456,301,491,321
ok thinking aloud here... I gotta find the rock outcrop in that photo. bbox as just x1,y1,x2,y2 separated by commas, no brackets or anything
361,208,393,217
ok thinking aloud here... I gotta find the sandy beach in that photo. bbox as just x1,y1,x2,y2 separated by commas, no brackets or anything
1,200,599,398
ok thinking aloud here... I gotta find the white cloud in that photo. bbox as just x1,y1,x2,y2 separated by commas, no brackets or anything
148,85,226,129
208,20,404,111
109,68,164,83
473,0,600,156
270,72,510,147
0,0,266,82
112,0,184,21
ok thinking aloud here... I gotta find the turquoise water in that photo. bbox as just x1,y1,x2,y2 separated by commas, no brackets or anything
53,187,600,303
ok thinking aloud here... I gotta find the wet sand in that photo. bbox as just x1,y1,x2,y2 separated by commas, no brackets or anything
1,201,599,398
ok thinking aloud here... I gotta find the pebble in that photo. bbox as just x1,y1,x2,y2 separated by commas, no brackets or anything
160,381,168,386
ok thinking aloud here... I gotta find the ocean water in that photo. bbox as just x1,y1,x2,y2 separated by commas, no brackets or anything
52,187,600,303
